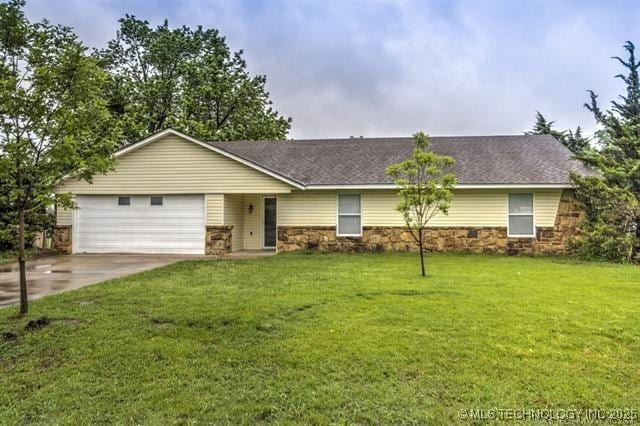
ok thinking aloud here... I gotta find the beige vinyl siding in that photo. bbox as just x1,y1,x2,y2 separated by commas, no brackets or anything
533,190,563,227
56,206,73,226
206,194,224,226
242,195,262,250
277,191,336,226
55,194,75,226
223,194,244,251
223,194,272,251
278,189,564,228
363,189,510,227
360,191,403,226
55,135,293,194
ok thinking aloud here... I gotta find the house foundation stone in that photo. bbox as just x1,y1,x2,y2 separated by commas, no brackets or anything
277,190,583,256
52,226,72,254
205,226,233,255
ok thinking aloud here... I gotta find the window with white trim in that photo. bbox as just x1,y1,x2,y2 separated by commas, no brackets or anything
337,194,362,236
508,193,534,237
118,196,131,206
150,196,163,206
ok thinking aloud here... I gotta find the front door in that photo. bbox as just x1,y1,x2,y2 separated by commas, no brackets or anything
263,197,277,248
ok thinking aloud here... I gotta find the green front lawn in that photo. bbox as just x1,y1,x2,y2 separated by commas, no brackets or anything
1,252,639,423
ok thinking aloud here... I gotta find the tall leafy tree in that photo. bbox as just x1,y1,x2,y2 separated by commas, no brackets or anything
571,41,640,262
0,0,119,314
526,111,590,154
98,15,291,145
386,132,456,276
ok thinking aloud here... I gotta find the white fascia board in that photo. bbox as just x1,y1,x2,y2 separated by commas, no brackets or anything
456,184,572,189
305,183,572,190
113,128,305,190
306,184,396,190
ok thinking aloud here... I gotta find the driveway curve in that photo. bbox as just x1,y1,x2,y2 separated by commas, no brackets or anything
0,254,199,307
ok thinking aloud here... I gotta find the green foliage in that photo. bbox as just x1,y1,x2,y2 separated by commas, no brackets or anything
571,41,640,262
0,199,53,251
0,247,47,265
386,132,456,275
526,111,567,141
386,132,457,229
564,126,591,154
0,0,119,207
98,15,291,145
0,0,120,311
570,174,640,262
1,253,639,422
569,222,638,263
526,111,590,154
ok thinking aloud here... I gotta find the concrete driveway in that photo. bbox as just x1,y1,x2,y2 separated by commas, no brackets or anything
0,254,199,307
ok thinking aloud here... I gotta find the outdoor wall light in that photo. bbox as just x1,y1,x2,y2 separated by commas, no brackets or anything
248,204,254,214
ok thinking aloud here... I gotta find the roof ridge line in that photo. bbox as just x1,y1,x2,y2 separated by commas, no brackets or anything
211,134,553,144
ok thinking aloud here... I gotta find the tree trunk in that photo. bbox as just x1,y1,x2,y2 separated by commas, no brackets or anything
18,209,28,316
634,217,640,260
418,227,426,276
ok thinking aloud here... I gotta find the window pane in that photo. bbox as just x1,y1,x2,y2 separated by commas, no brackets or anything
150,196,163,206
509,215,534,236
509,193,533,214
118,196,130,206
338,194,360,214
338,215,361,235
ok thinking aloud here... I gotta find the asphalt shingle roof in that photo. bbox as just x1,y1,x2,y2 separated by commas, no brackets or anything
209,134,595,186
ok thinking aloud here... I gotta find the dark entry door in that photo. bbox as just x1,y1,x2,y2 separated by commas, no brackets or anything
264,198,277,248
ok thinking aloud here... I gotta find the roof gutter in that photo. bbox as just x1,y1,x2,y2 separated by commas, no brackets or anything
304,183,573,190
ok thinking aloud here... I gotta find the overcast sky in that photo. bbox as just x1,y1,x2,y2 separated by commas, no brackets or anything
24,0,640,139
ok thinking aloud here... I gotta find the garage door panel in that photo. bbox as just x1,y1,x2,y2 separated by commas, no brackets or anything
80,233,204,240
77,217,204,224
75,195,205,254
77,220,204,228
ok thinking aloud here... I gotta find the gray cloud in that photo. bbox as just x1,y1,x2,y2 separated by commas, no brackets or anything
25,0,640,139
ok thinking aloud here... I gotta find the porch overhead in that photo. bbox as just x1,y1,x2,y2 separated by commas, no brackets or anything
217,194,278,252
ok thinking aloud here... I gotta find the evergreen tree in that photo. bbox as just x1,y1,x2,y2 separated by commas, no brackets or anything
571,41,640,262
564,127,591,154
525,111,590,155
526,111,567,142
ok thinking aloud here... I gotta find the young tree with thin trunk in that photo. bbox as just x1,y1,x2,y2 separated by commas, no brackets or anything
0,0,120,315
386,132,456,276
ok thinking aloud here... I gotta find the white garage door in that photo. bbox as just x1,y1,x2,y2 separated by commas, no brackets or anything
74,195,205,254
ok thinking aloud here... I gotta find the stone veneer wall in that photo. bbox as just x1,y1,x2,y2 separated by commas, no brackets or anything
528,188,583,255
206,225,233,255
52,225,72,254
277,190,584,256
